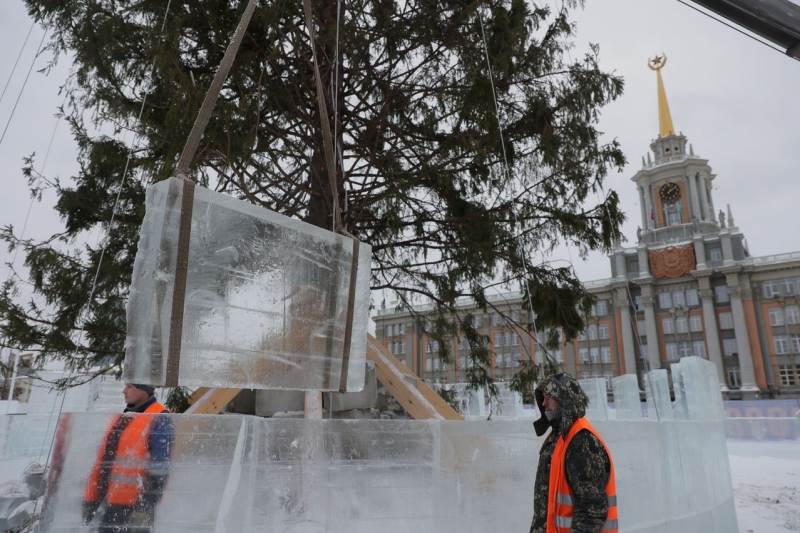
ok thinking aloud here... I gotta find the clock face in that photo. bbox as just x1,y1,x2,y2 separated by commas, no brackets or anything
660,182,680,202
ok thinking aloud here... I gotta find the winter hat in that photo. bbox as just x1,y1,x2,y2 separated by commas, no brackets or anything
132,383,155,396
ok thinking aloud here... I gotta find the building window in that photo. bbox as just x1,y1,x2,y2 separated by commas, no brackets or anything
639,343,648,360
685,289,699,306
662,317,675,334
719,312,734,329
512,333,520,346
590,347,600,364
779,365,796,386
578,330,587,341
384,325,392,337
689,316,703,332
637,320,646,336
709,247,723,262
604,370,614,389
667,211,682,226
588,325,598,340
785,305,800,325
676,317,689,333
714,285,730,304
555,350,563,363
595,300,608,316
628,259,639,273
493,333,502,346
791,334,800,353
473,315,483,328
774,335,789,355
723,338,738,357
769,308,785,326
727,366,741,389
665,343,678,359
672,291,686,307
634,296,644,313
601,347,611,363
399,324,406,335
492,313,502,326
679,342,692,357
762,280,780,299
780,278,797,296
581,371,590,380
459,337,467,350
659,293,672,309
692,341,707,358
579,348,589,363
504,332,512,346
398,342,405,354
599,324,609,339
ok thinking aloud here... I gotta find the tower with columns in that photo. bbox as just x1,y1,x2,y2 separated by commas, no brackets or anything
373,55,800,400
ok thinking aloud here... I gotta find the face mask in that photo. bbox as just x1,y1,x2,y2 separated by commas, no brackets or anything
545,409,561,422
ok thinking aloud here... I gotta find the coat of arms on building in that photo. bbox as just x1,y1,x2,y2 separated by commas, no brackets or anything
649,245,696,278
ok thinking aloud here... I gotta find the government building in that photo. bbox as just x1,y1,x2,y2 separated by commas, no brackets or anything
373,58,800,400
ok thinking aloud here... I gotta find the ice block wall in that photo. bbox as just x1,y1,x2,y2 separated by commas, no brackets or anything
124,177,371,391
40,357,737,533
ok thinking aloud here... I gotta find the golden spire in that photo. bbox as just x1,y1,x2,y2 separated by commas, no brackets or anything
648,54,675,138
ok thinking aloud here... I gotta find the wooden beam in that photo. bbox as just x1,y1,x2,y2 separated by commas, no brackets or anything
182,334,463,420
184,387,241,414
366,334,463,421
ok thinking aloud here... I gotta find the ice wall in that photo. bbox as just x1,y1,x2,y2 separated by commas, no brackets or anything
39,358,738,533
124,177,371,391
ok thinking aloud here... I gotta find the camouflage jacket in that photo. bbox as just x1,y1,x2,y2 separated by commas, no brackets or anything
530,373,611,533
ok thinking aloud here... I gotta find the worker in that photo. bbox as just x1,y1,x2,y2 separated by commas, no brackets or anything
83,383,173,532
530,373,618,533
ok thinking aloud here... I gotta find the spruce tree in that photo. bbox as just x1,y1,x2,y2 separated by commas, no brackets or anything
2,0,625,399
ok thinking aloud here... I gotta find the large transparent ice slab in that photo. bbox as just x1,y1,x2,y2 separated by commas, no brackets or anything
678,356,725,421
39,410,738,533
123,177,371,391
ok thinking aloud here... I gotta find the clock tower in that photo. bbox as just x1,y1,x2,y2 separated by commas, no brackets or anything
608,55,758,395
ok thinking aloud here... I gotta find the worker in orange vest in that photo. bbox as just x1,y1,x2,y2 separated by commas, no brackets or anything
530,373,618,533
83,383,173,532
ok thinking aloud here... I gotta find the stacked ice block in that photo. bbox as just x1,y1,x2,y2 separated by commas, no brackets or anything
28,357,738,532
123,177,371,391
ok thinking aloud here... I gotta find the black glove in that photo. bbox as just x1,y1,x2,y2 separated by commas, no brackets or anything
139,474,168,511
82,500,100,525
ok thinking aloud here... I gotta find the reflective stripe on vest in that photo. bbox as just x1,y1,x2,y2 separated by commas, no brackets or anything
84,401,169,507
546,418,618,533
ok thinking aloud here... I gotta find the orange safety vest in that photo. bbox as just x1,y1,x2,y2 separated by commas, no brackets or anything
546,418,618,533
84,401,169,507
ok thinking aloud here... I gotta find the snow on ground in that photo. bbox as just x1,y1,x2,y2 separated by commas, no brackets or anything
728,440,800,533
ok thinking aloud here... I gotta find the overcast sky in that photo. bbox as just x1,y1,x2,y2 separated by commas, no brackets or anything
1,0,799,296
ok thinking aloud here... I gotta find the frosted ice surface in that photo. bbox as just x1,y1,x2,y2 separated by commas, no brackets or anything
579,378,609,421
38,409,738,533
670,362,689,420
644,369,672,421
450,384,486,418
124,177,370,391
612,374,642,420
679,357,725,421
489,383,526,418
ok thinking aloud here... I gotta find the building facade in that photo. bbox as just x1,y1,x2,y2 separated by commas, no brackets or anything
374,58,800,399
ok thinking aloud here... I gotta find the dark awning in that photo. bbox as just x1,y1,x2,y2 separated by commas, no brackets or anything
689,0,800,58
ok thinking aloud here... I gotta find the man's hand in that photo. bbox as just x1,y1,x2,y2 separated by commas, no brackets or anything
82,500,100,525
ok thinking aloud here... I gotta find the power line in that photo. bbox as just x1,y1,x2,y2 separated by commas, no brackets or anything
0,21,35,105
0,27,49,150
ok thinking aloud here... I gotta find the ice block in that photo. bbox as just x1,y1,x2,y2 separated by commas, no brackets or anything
612,374,643,420
123,177,370,391
644,369,672,421
579,378,609,421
